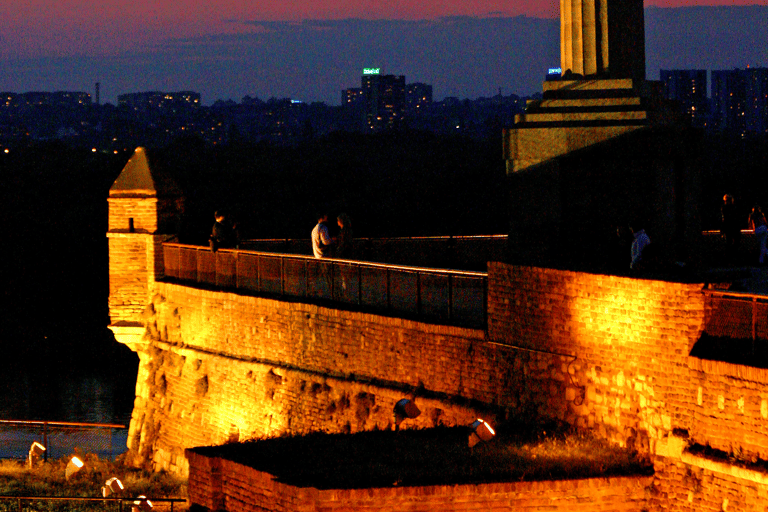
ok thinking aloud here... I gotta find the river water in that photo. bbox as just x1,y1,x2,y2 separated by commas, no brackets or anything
0,339,138,461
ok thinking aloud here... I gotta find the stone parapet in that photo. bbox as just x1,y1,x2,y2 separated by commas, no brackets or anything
187,449,653,512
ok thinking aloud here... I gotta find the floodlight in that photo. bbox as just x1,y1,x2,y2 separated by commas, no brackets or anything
468,419,495,448
393,399,421,429
132,495,154,512
102,477,125,497
27,442,46,469
65,456,84,480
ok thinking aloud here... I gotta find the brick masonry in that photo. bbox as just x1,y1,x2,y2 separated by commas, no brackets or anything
106,185,768,511
185,449,653,512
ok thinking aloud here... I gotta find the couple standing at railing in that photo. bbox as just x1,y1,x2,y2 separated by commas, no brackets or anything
312,211,353,296
311,212,353,259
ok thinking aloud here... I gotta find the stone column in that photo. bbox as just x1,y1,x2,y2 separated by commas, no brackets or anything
560,0,645,81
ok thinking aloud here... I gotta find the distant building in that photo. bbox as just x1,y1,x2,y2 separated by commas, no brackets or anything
118,91,201,112
361,72,405,131
712,68,768,137
0,91,91,108
406,83,433,114
341,87,364,108
659,70,707,128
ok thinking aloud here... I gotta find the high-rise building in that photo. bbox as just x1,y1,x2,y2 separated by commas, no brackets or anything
361,71,405,131
659,70,707,127
405,83,433,114
746,68,768,135
712,68,768,137
341,87,364,108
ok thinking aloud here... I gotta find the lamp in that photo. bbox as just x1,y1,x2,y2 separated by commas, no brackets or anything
468,419,495,448
102,477,124,497
65,456,84,480
27,442,46,469
393,398,421,429
132,495,154,512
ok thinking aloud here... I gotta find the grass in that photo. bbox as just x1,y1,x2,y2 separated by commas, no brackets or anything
0,455,187,512
193,420,653,490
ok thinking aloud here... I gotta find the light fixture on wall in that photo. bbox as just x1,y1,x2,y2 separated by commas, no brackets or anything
468,419,495,448
65,456,85,480
132,495,154,512
27,442,46,469
102,477,125,497
393,398,421,429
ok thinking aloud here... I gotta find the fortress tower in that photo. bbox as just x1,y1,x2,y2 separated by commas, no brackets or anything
107,147,183,347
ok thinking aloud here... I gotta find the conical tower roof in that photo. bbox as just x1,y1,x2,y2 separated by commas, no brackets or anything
109,147,182,197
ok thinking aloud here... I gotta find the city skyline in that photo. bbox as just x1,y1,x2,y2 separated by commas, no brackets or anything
0,3,767,105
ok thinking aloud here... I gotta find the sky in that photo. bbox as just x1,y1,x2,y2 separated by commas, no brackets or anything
1,1,767,104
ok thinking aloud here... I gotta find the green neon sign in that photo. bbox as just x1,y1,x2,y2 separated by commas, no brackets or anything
363,68,381,75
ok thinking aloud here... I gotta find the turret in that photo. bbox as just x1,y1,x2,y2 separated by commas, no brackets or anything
107,147,183,345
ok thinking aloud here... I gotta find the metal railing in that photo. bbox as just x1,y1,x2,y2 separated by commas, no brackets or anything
0,496,185,512
240,234,507,270
703,289,768,343
163,243,487,329
0,420,126,461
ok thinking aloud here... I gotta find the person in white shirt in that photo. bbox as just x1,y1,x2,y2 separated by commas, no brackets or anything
311,212,334,258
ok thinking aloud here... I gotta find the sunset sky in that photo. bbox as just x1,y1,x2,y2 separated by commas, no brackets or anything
1,1,767,104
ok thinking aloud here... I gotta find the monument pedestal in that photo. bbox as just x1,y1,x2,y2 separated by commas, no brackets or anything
502,79,699,273
504,79,677,174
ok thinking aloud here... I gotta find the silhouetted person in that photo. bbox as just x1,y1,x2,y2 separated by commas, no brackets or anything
721,194,741,258
749,205,768,265
630,223,650,271
209,210,238,252
335,213,353,259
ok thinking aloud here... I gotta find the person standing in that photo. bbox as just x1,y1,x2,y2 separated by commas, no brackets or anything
335,213,353,259
630,223,651,271
721,194,741,256
209,210,238,253
749,205,768,265
311,212,334,258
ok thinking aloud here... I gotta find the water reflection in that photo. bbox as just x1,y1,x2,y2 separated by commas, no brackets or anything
0,353,138,460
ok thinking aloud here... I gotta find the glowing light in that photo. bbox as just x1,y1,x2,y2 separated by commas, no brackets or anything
468,419,495,447
132,495,154,511
102,477,125,497
65,456,85,480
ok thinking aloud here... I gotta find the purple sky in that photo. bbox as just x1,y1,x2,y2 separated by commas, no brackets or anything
1,2,767,104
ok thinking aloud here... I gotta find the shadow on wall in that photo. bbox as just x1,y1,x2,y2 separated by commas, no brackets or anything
507,126,703,275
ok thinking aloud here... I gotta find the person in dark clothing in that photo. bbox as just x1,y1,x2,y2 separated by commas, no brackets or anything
209,211,238,252
721,194,741,256
335,213,353,259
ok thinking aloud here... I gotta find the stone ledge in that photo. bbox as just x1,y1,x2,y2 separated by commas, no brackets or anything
681,450,768,485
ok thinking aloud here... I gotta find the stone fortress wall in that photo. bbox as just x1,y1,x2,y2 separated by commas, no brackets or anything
118,259,768,510
108,148,768,510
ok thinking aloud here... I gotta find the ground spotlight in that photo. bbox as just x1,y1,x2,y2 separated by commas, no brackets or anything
468,419,495,448
27,442,46,469
65,456,84,480
132,495,154,512
393,398,421,429
102,477,124,497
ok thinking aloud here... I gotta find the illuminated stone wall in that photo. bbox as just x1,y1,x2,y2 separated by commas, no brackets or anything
126,282,493,475
487,263,768,510
121,262,768,510
186,449,652,512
